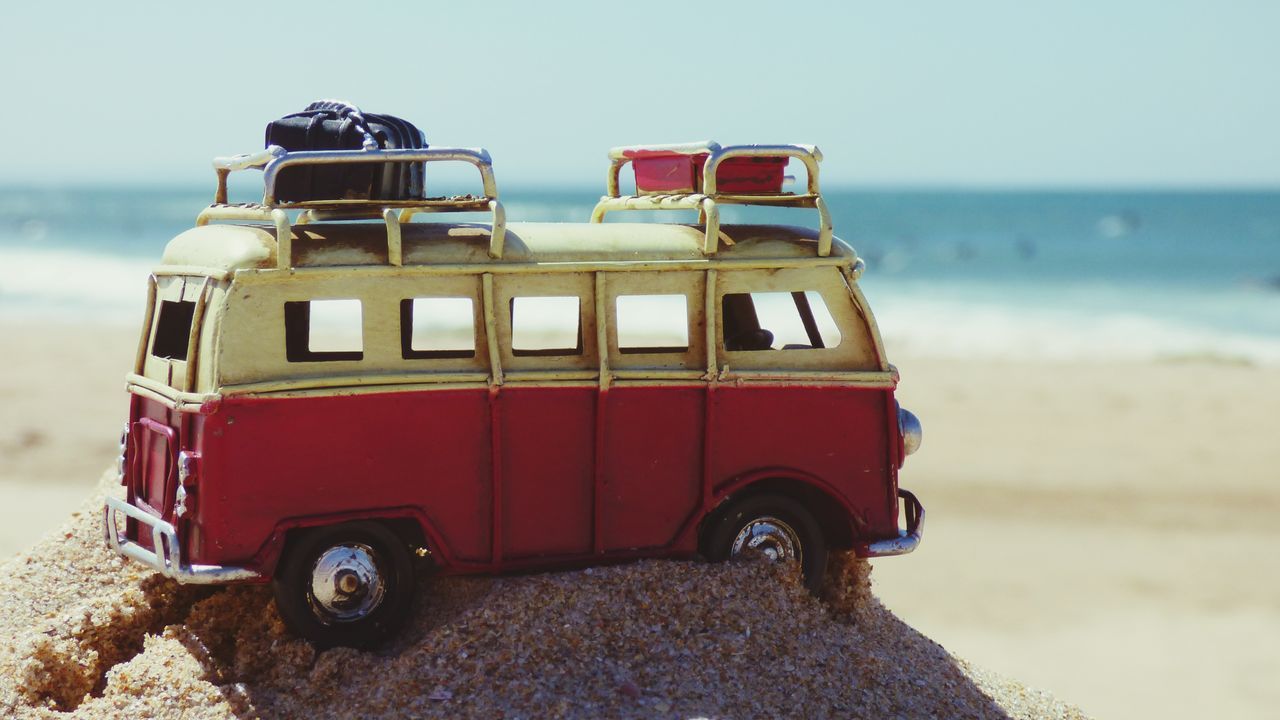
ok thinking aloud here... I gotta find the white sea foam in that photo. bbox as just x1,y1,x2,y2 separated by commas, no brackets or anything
873,293,1280,365
0,247,152,324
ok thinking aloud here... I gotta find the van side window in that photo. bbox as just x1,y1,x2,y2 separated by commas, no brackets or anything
152,300,196,360
722,291,841,351
284,299,364,362
400,297,476,359
616,294,689,354
510,296,582,357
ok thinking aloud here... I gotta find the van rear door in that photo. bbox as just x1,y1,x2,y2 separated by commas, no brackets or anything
598,271,707,552
125,274,213,532
130,417,176,518
492,274,598,560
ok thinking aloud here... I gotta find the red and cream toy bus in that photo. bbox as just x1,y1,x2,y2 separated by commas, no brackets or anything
105,116,924,647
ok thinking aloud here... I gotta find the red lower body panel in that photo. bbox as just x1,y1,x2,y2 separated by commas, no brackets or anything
136,381,899,578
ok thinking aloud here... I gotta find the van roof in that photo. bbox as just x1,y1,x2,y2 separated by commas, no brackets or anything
161,221,855,274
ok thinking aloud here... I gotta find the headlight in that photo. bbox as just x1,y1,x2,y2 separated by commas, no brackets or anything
898,406,922,456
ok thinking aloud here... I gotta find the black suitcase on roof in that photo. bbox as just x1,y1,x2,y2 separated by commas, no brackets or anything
265,100,427,203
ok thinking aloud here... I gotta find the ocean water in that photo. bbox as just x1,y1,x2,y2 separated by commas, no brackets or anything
1,186,1278,364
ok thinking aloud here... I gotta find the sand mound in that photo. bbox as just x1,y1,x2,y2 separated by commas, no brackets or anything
0,472,1089,719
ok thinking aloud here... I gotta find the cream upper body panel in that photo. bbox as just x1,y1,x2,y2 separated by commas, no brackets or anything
160,221,856,274
142,219,888,400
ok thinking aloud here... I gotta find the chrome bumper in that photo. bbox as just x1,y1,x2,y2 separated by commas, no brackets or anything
103,496,261,584
865,489,925,557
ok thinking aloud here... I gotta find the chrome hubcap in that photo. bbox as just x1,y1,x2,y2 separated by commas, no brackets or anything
730,516,802,564
308,543,385,623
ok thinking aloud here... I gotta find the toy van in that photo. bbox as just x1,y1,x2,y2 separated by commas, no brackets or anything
105,128,924,647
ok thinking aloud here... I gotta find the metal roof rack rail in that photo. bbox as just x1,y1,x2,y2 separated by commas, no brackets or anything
197,146,507,269
590,142,832,256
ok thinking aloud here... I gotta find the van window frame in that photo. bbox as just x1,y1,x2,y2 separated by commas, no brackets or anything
604,270,705,373
492,272,598,375
283,298,366,363
392,275,490,375
720,290,842,352
399,296,480,360
216,274,492,389
140,274,214,393
714,267,877,373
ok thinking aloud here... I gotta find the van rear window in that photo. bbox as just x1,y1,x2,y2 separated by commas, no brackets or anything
152,300,196,360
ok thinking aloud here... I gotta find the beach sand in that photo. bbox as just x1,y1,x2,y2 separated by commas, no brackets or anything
1,320,1276,718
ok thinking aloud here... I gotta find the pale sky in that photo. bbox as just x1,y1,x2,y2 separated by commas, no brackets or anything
2,0,1277,188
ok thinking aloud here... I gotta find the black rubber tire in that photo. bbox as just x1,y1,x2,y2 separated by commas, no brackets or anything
704,493,828,594
272,521,415,649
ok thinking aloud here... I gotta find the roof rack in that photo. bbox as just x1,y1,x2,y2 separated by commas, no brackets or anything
590,142,832,256
196,146,507,269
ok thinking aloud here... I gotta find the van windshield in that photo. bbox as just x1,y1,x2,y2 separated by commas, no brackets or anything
722,291,841,351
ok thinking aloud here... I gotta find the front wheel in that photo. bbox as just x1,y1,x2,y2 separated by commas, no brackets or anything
272,521,415,649
704,493,828,594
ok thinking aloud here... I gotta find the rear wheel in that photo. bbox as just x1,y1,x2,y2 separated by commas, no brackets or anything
704,493,828,594
272,521,415,649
